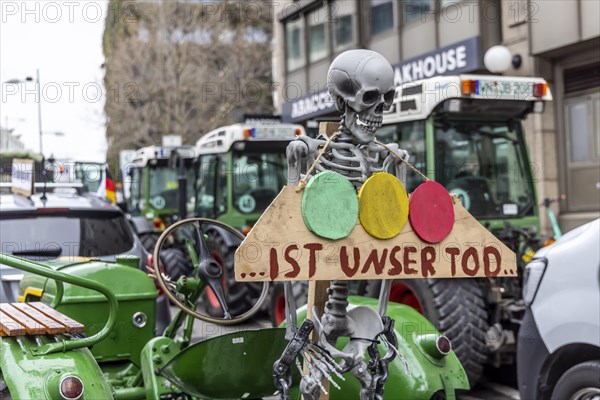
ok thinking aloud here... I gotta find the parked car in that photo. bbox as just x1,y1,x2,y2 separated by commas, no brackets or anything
518,219,600,400
0,186,147,301
0,185,170,333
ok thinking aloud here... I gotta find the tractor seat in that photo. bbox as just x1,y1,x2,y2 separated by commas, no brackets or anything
0,302,84,337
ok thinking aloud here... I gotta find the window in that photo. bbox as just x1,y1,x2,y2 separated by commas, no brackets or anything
232,150,287,214
440,0,459,7
371,0,394,35
567,100,590,163
376,121,425,192
565,94,600,164
128,167,143,215
195,154,227,218
562,62,600,211
595,97,600,159
333,1,355,51
308,5,329,62
402,0,433,24
433,119,535,219
1,213,135,258
286,18,305,71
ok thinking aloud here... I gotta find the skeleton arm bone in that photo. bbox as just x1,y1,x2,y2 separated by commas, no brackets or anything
381,142,410,184
286,136,326,186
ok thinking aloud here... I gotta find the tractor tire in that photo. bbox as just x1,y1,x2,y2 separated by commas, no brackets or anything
160,248,192,278
366,278,489,386
140,232,159,253
203,230,262,318
552,361,600,400
268,281,309,326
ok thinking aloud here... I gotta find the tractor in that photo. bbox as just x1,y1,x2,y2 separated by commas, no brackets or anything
123,144,196,251
0,217,469,399
192,122,309,322
366,74,553,385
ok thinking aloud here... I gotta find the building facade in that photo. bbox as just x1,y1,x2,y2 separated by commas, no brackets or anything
272,0,600,233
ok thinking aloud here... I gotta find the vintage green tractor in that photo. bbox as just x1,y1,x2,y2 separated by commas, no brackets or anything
0,218,469,399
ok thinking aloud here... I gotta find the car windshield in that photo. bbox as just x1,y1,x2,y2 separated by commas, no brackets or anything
148,162,195,212
0,212,135,259
232,150,287,214
434,119,535,218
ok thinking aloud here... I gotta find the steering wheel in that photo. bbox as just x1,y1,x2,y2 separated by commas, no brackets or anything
153,218,269,325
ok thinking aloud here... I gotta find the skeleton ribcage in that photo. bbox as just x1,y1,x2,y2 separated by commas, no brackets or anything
306,140,387,190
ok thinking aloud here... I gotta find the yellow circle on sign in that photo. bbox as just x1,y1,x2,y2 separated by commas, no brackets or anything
358,172,409,239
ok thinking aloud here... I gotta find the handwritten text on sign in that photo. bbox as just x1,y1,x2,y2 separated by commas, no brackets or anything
234,187,517,282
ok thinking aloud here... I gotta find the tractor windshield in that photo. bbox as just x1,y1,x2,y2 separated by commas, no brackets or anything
232,148,287,215
434,119,535,219
148,161,195,212
377,118,535,219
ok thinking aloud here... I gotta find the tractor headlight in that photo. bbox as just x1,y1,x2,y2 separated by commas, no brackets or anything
522,258,547,306
59,376,84,400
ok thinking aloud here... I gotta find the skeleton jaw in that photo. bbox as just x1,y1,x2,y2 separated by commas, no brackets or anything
356,114,383,134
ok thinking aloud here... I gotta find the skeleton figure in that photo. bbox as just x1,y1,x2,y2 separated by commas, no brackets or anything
282,50,410,399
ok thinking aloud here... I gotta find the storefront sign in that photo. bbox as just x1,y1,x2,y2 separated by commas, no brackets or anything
282,37,482,123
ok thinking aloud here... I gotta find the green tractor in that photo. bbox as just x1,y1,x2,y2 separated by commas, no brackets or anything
366,74,553,384
123,144,197,251
0,218,469,399
192,122,308,321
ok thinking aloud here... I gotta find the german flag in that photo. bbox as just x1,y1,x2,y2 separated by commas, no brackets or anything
105,167,116,204
97,165,116,204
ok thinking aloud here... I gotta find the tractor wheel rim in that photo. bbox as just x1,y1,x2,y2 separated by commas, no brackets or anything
274,294,286,325
206,251,225,310
570,387,600,400
389,281,424,314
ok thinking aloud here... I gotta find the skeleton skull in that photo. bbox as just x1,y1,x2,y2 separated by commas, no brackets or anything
327,50,395,144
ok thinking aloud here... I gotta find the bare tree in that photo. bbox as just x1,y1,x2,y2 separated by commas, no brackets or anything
103,0,274,162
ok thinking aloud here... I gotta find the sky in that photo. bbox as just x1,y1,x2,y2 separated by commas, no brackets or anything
1,1,108,162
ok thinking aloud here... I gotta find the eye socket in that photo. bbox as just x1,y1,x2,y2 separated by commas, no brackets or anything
362,90,380,105
384,89,396,104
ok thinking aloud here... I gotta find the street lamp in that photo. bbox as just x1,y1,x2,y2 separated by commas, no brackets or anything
4,69,43,156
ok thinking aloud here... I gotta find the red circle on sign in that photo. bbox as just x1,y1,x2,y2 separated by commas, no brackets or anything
409,181,454,243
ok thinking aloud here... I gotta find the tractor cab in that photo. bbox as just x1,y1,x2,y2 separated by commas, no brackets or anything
380,74,552,233
124,144,196,250
194,122,305,231
373,74,554,384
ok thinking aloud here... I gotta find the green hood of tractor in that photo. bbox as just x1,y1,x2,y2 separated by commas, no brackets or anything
18,257,158,366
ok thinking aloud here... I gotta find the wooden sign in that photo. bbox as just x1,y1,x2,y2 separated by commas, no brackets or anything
235,186,516,281
11,158,35,197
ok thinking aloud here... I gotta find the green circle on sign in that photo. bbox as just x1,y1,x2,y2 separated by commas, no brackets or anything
301,171,358,240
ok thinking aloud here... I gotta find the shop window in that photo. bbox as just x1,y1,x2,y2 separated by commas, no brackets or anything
371,0,394,35
595,97,600,159
286,18,305,71
563,84,600,211
333,1,356,51
567,100,590,163
308,5,329,62
565,94,600,164
402,0,433,24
